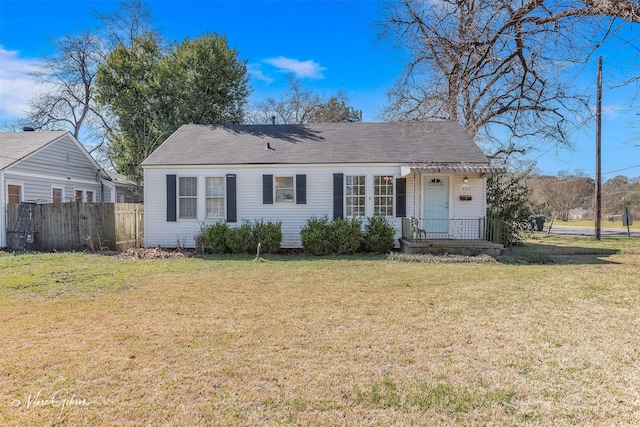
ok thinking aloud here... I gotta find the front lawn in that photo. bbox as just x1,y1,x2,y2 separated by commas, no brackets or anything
550,220,640,230
1,236,639,425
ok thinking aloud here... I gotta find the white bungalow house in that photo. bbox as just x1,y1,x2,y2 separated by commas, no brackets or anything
0,130,113,248
141,122,505,253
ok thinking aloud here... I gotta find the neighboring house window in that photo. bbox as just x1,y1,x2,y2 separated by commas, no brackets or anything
8,185,21,204
374,175,394,216
179,177,197,219
74,189,95,202
346,175,365,217
275,176,294,202
52,188,63,204
206,177,225,218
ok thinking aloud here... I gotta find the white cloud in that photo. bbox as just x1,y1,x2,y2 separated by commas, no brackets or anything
248,63,275,84
0,46,42,119
264,56,326,79
602,104,622,120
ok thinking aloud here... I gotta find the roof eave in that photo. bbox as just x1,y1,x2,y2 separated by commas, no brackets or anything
401,163,506,176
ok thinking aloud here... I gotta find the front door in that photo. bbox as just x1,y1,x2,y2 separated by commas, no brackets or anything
423,176,449,233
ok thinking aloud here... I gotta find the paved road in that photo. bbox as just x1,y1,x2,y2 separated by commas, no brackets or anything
544,224,640,238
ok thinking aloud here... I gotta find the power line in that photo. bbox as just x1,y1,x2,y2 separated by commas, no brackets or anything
603,164,640,175
332,0,375,22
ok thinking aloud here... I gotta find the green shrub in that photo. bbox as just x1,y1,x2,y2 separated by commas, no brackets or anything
363,215,396,253
197,221,230,254
225,221,255,254
331,217,363,255
253,220,282,254
486,167,534,246
300,216,335,256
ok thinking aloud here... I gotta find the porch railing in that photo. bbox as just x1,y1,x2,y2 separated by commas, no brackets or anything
401,217,508,244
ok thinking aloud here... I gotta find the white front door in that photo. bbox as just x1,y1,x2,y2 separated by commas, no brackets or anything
423,176,449,233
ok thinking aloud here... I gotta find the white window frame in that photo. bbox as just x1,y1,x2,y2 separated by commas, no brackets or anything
373,175,394,217
51,186,64,204
345,175,366,218
205,176,225,219
6,182,24,204
178,176,198,219
275,176,295,203
74,188,96,202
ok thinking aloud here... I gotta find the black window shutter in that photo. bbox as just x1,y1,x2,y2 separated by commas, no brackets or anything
333,173,344,219
226,174,237,222
396,177,406,218
166,174,177,222
296,174,306,205
263,174,273,204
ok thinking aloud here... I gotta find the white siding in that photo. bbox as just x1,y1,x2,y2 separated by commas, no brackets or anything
450,174,486,219
144,164,406,249
5,134,104,203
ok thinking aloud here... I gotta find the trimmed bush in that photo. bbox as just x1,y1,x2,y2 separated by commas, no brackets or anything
197,219,283,255
363,215,396,253
253,220,282,254
331,217,363,255
300,215,335,256
198,221,230,254
225,221,255,254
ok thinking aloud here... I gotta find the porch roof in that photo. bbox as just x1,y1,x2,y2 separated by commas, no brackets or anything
401,163,506,176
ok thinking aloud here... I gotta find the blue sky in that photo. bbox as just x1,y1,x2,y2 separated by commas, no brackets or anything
0,0,639,178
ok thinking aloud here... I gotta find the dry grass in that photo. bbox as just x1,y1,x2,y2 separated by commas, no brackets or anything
1,237,640,426
553,220,640,230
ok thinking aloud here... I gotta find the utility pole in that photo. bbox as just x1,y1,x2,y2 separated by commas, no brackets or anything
595,56,602,240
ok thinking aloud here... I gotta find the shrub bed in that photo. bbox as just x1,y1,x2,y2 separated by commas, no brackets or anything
196,220,282,255
300,215,396,255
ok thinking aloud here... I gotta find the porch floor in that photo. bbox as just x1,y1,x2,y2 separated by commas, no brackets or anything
399,238,504,256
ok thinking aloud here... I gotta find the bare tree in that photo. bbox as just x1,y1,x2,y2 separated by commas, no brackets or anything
23,1,158,165
94,0,157,49
601,174,640,218
381,0,640,154
26,31,111,142
247,75,362,124
527,171,594,220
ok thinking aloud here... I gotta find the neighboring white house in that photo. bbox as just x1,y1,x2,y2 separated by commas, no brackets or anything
106,170,143,203
141,122,504,249
0,130,112,248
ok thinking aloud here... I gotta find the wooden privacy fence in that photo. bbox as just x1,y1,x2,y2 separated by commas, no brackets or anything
114,203,144,251
6,202,143,252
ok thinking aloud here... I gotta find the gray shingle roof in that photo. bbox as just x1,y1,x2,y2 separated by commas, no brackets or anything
142,122,491,166
0,131,68,170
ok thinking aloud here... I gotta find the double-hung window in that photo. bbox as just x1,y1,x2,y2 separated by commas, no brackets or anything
52,188,63,203
7,185,21,204
179,177,197,219
275,176,294,202
374,175,394,216
346,175,366,217
205,177,225,219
